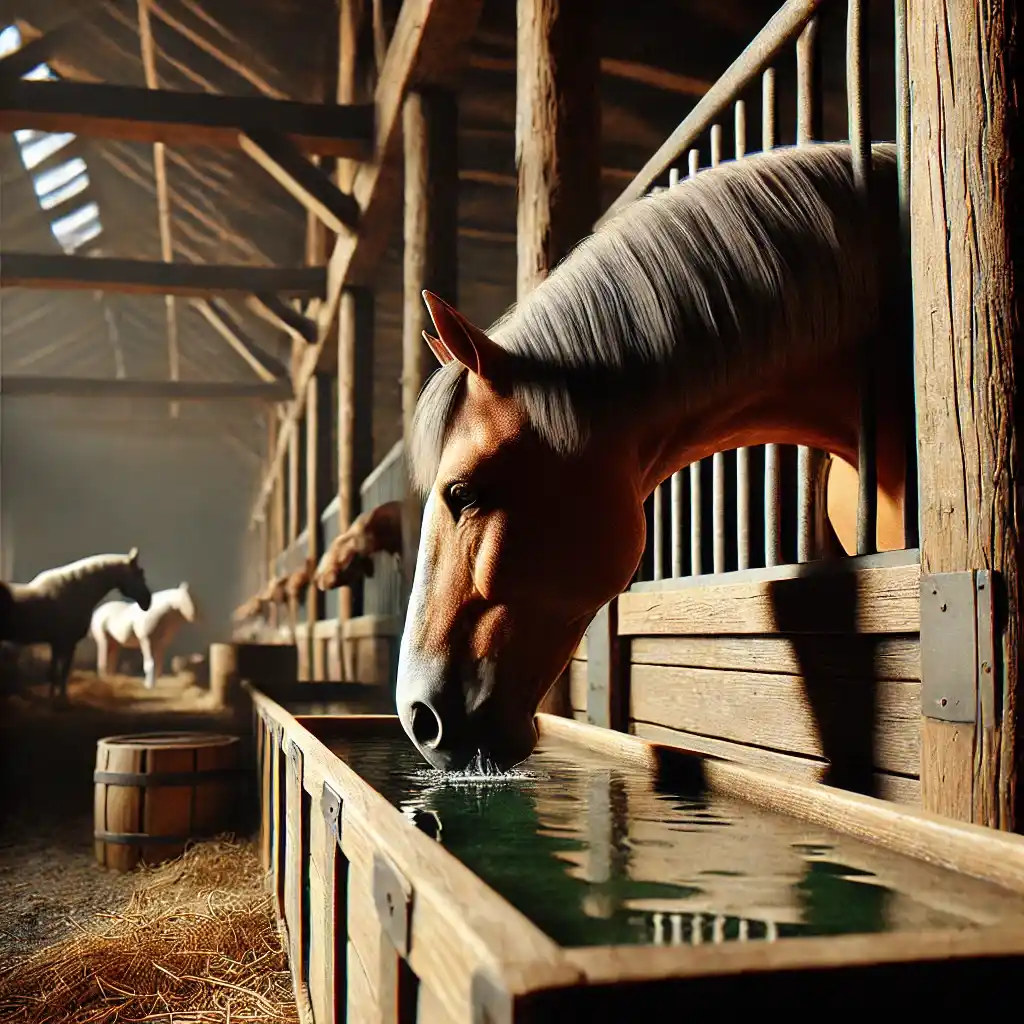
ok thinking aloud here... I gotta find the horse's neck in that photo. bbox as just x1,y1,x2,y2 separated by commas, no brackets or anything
51,563,126,612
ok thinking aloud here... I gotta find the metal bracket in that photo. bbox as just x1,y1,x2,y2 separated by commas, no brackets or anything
372,852,412,958
470,969,513,1024
320,780,342,841
920,570,995,724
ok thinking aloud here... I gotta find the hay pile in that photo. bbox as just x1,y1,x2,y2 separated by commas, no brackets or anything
0,839,298,1024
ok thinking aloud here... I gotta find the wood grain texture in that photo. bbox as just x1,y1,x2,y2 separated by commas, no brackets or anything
908,0,1023,829
515,0,601,300
618,564,920,636
630,664,920,775
631,721,920,806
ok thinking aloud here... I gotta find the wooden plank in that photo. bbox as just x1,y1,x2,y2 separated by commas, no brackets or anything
240,129,361,236
307,802,332,1024
306,373,333,659
567,659,587,713
343,614,402,639
630,663,920,776
632,721,920,806
515,0,601,300
0,79,374,155
247,293,319,344
248,0,484,528
630,635,920,681
1,252,327,298
0,377,292,401
585,600,624,730
191,299,289,382
618,563,920,636
909,0,1021,829
0,21,77,82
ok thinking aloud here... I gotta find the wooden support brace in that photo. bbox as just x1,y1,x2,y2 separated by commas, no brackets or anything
190,298,289,382
240,128,361,236
247,293,319,344
0,20,77,82
0,376,292,401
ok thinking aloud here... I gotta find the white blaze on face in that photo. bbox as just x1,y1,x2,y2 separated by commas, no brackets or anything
396,491,444,713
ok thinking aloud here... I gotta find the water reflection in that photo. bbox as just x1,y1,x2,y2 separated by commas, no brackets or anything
329,736,1020,948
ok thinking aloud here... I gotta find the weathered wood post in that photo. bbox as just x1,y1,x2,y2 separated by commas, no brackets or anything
909,0,1023,830
516,0,602,721
337,288,375,678
306,373,333,679
400,87,459,604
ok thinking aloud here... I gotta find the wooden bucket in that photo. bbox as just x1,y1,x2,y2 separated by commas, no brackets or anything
94,731,246,872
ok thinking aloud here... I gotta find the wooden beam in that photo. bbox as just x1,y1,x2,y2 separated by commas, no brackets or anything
240,129,360,237
306,373,334,649
246,293,319,344
909,0,1023,830
0,80,374,157
1,253,326,298
516,0,602,300
137,0,181,419
0,21,77,82
0,377,293,400
337,286,375,627
190,299,288,382
248,0,484,528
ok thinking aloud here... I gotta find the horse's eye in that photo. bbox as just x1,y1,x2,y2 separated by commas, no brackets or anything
445,481,478,517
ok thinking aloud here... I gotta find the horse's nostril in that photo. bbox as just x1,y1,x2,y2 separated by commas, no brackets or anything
410,702,442,749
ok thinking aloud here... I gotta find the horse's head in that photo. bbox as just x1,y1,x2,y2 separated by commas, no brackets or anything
315,514,382,591
119,548,152,611
176,582,198,622
396,293,647,772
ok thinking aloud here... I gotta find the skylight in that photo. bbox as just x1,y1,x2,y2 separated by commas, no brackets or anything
2,22,105,254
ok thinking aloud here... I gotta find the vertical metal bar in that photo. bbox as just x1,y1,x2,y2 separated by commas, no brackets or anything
652,481,664,580
667,164,686,576
848,0,876,555
762,68,781,567
795,18,822,564
734,100,751,569
687,147,702,575
709,125,726,573
894,0,918,550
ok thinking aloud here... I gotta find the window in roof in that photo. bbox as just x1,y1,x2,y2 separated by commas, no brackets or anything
51,201,102,253
19,131,75,170
38,170,89,211
23,62,57,81
32,156,87,199
0,24,21,58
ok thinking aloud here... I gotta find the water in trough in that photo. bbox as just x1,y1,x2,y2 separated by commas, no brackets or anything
327,734,1024,948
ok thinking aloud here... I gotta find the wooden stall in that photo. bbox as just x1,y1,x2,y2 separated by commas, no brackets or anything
250,687,1024,1022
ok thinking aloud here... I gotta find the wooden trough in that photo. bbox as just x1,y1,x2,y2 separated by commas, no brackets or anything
249,684,1024,1021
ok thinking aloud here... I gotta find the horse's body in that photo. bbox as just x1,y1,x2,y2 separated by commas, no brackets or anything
315,500,403,591
397,141,912,771
90,582,198,689
0,549,152,702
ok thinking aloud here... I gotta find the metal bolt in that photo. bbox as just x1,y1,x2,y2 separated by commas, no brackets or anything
983,662,992,674
940,698,948,707
940,602,947,612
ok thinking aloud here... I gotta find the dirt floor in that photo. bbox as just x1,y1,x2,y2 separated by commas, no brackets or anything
0,670,258,969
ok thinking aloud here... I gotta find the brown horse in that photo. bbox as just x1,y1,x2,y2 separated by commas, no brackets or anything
0,549,152,703
397,141,912,771
233,595,267,623
315,500,404,591
285,557,316,603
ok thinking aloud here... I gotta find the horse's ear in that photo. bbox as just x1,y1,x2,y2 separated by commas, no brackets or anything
180,581,189,591
422,291,511,384
422,331,455,368
128,547,139,563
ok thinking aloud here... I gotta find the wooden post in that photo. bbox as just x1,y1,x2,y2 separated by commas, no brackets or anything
516,0,601,720
515,0,601,301
337,289,375,627
400,87,459,597
306,372,333,678
909,0,1023,830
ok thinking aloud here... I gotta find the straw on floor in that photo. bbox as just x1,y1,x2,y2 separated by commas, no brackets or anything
0,837,298,1024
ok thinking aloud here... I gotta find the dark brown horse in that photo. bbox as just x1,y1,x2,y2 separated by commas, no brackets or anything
315,500,403,591
0,549,152,703
397,142,911,771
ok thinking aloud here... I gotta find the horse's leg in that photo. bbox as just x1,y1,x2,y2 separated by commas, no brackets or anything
140,635,156,690
95,630,108,677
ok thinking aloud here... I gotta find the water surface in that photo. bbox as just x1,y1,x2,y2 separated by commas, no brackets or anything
327,735,1024,948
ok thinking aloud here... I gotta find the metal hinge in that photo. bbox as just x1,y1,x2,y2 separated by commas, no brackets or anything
320,780,342,841
372,852,412,958
920,570,995,725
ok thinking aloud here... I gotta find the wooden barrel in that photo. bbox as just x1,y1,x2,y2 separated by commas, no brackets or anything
94,731,246,872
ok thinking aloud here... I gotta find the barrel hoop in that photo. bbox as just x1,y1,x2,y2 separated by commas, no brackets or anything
94,829,218,846
93,767,248,787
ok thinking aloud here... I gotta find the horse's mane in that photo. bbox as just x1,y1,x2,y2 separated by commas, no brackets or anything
28,553,134,590
410,141,898,496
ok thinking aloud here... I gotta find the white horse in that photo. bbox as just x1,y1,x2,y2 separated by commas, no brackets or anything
90,582,198,689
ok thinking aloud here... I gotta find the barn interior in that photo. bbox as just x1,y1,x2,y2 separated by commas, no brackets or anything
2,0,1020,1019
